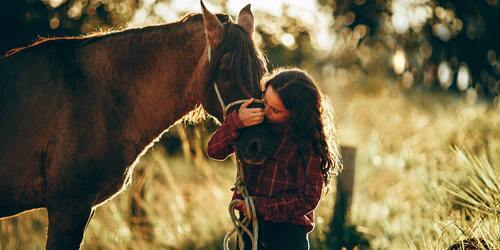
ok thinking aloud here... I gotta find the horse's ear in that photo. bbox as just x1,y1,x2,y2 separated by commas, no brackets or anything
200,0,224,47
237,4,254,39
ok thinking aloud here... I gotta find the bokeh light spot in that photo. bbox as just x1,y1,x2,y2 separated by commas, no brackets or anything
280,33,296,49
457,65,470,91
438,61,453,89
49,16,60,29
393,49,406,75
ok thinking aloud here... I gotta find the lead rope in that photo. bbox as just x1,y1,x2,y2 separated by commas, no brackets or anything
223,154,259,250
207,45,260,250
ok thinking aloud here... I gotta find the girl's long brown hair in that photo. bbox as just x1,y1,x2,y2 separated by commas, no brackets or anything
262,68,342,188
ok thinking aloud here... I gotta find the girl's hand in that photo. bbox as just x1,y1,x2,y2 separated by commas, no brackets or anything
238,98,265,127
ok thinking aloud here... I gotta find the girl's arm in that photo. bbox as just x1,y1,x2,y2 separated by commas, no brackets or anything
207,111,245,160
253,152,323,221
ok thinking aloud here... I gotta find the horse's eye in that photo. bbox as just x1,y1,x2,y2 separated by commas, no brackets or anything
220,70,231,81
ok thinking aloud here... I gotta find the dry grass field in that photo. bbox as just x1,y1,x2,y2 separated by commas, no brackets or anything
1,78,498,249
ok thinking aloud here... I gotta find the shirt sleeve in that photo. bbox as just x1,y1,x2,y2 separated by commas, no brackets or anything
253,152,324,221
206,111,245,160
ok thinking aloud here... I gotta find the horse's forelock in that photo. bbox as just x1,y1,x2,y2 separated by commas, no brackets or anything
208,22,267,99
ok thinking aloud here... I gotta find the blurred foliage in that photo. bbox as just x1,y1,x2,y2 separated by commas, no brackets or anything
318,0,499,99
0,0,139,53
1,0,498,99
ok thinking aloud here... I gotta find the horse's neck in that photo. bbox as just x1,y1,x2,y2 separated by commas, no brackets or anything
83,22,208,150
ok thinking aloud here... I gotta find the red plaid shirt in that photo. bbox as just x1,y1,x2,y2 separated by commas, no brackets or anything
207,111,323,233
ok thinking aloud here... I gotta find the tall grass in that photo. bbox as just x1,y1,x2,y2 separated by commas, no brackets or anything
0,82,498,249
437,148,499,249
328,81,499,249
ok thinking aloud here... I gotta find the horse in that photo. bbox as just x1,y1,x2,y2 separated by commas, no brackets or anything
0,1,273,249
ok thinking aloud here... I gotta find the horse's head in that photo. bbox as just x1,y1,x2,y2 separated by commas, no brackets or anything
200,1,274,165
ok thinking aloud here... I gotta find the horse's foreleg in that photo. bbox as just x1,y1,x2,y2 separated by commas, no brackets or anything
45,202,94,250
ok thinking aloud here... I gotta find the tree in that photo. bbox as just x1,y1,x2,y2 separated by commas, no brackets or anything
0,0,137,55
317,0,499,99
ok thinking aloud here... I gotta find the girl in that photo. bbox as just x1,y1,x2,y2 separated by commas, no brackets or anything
207,68,342,250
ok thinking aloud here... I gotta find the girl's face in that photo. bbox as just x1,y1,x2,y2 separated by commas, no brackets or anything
263,86,290,123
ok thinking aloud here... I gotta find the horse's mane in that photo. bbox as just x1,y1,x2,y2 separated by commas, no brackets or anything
2,12,230,58
3,27,124,58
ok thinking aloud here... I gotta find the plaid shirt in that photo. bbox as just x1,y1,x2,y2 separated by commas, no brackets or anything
207,111,323,233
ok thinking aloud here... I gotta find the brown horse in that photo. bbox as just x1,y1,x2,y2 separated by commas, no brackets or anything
0,1,272,249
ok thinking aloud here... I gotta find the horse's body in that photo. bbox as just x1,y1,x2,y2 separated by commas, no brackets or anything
0,3,267,249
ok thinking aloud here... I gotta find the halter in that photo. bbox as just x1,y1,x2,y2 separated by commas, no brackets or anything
207,45,264,119
208,44,261,250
